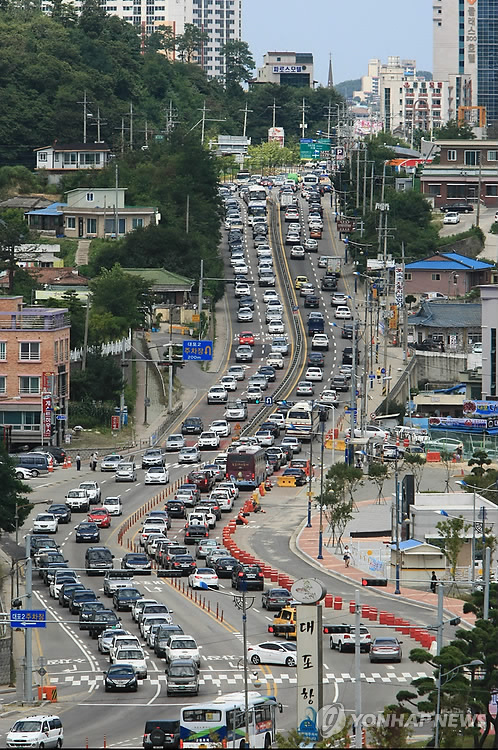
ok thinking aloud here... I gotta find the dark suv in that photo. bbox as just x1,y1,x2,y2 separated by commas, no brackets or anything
440,202,473,213
187,471,215,493
184,525,209,545
85,546,114,575
181,417,203,435
232,563,264,591
143,719,181,750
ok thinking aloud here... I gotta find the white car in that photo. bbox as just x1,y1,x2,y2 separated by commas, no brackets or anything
281,436,302,454
267,412,285,429
79,481,101,503
233,262,249,275
304,238,319,251
14,466,33,480
210,420,231,437
305,367,323,382
443,211,460,224
192,506,217,529
217,481,239,499
102,496,123,516
263,290,279,303
246,385,263,403
320,389,338,406
225,400,248,421
234,283,251,298
207,386,228,404
331,293,348,307
335,305,352,319
312,334,329,351
198,431,220,449
165,434,185,451
209,489,234,512
247,641,297,667
188,567,219,589
237,307,253,323
290,245,305,259
33,513,58,534
109,633,142,659
266,352,284,369
164,636,201,667
296,381,314,397
144,466,169,485
352,424,389,441
114,648,147,679
219,375,237,392
178,446,201,464
255,430,275,447
227,365,245,381
268,320,285,335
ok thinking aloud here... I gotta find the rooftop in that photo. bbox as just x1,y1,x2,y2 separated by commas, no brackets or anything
406,251,494,272
409,301,481,328
34,142,111,152
122,268,194,289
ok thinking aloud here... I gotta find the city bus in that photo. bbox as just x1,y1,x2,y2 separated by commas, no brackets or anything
285,400,319,441
226,446,267,489
180,691,281,749
244,184,268,204
302,173,319,187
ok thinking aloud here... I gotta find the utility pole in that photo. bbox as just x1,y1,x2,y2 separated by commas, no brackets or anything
199,100,209,144
354,589,362,748
115,162,119,238
401,242,408,362
119,337,126,428
362,148,368,215
299,98,308,140
240,102,253,138
24,534,33,703
267,98,281,130
198,258,204,340
78,90,92,144
129,102,135,150
356,145,361,209
82,294,90,372
324,99,334,138
476,150,482,227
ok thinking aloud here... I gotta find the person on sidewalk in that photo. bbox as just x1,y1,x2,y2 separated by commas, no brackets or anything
90,452,97,471
430,571,437,593
343,545,351,568
76,454,81,471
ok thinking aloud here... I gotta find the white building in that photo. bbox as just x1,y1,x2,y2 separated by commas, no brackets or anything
255,52,314,88
480,285,498,400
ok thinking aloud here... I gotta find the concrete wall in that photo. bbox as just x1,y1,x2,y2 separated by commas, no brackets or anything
0,637,11,685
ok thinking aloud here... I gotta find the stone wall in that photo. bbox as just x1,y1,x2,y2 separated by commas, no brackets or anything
0,636,11,685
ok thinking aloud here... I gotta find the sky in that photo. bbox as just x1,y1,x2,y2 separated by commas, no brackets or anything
243,0,434,86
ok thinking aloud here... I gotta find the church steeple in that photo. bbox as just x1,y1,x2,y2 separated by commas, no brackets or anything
327,54,334,88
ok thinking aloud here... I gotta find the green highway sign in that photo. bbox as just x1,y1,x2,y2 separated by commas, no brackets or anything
300,138,332,160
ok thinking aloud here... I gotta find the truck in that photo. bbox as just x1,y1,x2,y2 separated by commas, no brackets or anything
279,192,294,211
326,256,342,277
267,606,297,639
307,313,325,336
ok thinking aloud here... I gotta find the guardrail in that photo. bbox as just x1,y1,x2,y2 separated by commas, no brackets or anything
241,198,305,436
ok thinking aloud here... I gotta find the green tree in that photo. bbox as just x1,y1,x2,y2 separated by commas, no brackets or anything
317,462,362,546
176,23,209,63
368,705,413,749
11,267,40,304
247,141,299,172
0,445,32,532
70,353,123,403
0,208,33,292
405,294,416,309
468,450,492,478
402,453,426,492
220,39,255,87
434,119,476,140
45,292,86,349
435,515,471,579
89,264,151,336
368,461,390,504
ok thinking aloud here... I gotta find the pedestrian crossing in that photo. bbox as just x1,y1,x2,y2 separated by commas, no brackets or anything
47,669,428,688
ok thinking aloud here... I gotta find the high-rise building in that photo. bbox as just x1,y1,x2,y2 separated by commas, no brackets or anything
476,0,498,125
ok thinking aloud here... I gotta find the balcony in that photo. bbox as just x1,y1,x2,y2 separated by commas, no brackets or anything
0,309,69,331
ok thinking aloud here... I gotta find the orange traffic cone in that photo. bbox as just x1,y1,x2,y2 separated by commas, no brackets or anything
62,457,68,469
67,456,72,468
48,458,54,473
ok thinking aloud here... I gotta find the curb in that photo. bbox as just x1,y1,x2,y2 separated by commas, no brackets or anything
290,517,475,630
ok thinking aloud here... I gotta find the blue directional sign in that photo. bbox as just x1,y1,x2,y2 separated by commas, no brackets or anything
264,397,273,406
10,609,46,628
182,340,213,361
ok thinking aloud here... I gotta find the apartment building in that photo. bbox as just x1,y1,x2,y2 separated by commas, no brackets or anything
0,297,70,446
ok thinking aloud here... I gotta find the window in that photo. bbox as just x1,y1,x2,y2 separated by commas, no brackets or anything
66,217,76,229
405,272,412,281
447,149,457,161
86,218,97,234
488,151,498,162
0,342,6,361
427,184,441,196
38,152,47,162
65,338,69,361
19,376,40,395
464,150,480,166
19,342,40,361
86,192,94,202
486,185,498,196
0,376,6,394
431,273,441,281
132,218,143,229
54,341,59,362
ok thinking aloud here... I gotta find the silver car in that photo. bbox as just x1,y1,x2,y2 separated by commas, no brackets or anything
115,463,137,482
100,454,124,471
165,434,185,451
178,447,201,464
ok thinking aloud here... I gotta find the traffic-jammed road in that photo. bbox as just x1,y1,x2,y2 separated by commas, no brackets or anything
0,180,443,747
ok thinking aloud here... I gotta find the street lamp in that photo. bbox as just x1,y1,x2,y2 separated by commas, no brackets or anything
434,659,483,748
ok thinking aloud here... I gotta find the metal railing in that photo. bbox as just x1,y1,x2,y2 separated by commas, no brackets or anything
0,314,69,330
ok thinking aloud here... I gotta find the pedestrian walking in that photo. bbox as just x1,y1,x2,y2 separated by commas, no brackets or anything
343,545,351,568
90,452,97,471
76,454,81,471
430,571,437,594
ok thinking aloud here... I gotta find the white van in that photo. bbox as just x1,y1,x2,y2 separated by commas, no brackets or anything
7,715,63,748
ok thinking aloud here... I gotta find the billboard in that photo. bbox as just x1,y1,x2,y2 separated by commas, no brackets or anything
268,127,285,146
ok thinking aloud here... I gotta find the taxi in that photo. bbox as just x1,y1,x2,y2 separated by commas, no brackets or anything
294,275,308,290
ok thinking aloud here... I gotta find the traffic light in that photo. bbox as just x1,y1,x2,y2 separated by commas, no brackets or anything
361,578,388,587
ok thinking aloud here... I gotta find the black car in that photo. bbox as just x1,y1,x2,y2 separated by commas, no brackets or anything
304,295,320,308
307,351,325,367
30,536,59,557
342,347,354,365
32,445,67,464
260,421,280,439
79,601,106,630
258,365,276,382
279,443,294,462
42,562,69,585
168,554,196,575
232,563,264,591
113,587,143,612
121,552,152,574
59,582,85,607
181,417,203,435
238,296,255,310
153,625,184,658
281,467,307,486
69,589,98,615
321,276,337,291
262,587,293,611
104,664,138,692
47,504,72,524
440,202,473,213
184,525,209,545
166,499,186,519
75,522,100,543
87,609,120,638
213,556,238,578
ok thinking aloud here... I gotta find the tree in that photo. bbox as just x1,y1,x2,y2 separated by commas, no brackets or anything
439,449,456,493
368,705,413,749
220,40,255,87
247,141,299,172
402,454,426,492
45,292,86,349
468,449,492,478
89,264,152,338
176,23,209,63
433,119,476,140
317,463,362,546
368,462,390,504
0,445,32,532
0,208,33,292
435,515,471,579
405,294,416,309
70,353,123,403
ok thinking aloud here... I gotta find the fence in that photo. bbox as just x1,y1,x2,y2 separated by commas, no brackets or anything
70,331,131,363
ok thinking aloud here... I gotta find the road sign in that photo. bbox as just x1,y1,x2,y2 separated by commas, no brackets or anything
56,414,66,420
300,138,331,159
182,340,213,361
264,396,273,406
10,609,46,628
191,314,200,322
337,218,355,233
381,367,386,374
37,667,47,676
111,415,120,430
369,373,375,380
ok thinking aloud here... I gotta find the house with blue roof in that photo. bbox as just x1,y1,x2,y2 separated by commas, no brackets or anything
404,251,495,299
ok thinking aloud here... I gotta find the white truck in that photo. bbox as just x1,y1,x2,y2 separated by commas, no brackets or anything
279,192,294,211
326,256,342,277
65,488,90,512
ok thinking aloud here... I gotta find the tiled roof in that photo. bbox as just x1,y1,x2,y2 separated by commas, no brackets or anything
122,268,193,288
408,301,481,328
406,251,494,272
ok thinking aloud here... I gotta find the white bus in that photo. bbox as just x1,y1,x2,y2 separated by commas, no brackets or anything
180,691,281,748
244,184,268,204
302,173,319,187
285,400,319,441
247,200,267,225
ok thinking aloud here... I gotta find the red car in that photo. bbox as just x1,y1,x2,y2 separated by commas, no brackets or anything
87,507,111,528
239,331,255,346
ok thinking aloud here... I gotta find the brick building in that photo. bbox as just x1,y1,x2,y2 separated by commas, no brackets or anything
0,297,70,446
